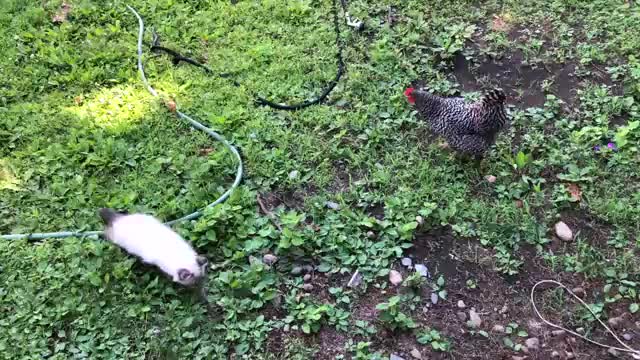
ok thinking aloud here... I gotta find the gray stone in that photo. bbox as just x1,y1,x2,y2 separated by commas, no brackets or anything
608,348,621,357
457,300,466,309
551,351,560,358
401,257,413,268
263,254,278,265
525,337,540,350
623,333,633,341
415,216,424,226
325,201,341,210
414,264,429,278
291,266,303,275
389,270,403,286
302,283,314,292
551,330,566,337
303,274,312,282
456,311,467,321
410,348,421,359
555,221,573,241
468,309,482,328
390,354,405,360
492,324,505,333
430,292,439,305
288,170,299,180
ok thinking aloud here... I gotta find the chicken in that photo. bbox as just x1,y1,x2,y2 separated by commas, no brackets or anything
404,87,509,160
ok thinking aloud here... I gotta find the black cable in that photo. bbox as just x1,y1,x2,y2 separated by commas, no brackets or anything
148,0,347,111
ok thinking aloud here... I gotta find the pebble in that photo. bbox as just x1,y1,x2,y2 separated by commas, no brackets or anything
551,351,560,358
366,231,376,239
571,287,585,298
430,292,439,305
468,309,482,328
325,201,341,210
566,351,575,359
415,215,424,226
457,300,466,309
608,348,621,358
410,348,422,359
263,254,278,265
302,284,314,292
288,170,299,180
414,264,430,278
347,270,363,288
401,257,413,268
485,175,497,183
389,270,403,286
551,330,566,337
303,274,312,282
555,221,573,241
291,266,303,275
608,316,624,328
499,305,508,314
576,327,584,334
623,333,633,341
302,265,314,273
511,357,526,360
492,324,505,333
390,354,405,360
525,337,540,350
457,311,467,321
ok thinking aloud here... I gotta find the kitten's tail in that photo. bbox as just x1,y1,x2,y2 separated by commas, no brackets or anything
98,208,122,226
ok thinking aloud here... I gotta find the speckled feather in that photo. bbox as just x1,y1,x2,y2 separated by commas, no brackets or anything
409,88,509,157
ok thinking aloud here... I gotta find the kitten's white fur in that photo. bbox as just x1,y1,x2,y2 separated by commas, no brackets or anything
104,212,205,286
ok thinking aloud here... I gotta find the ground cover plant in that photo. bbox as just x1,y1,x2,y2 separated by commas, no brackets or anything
1,0,640,359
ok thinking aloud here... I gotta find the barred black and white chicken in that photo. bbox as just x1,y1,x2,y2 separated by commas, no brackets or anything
404,87,509,160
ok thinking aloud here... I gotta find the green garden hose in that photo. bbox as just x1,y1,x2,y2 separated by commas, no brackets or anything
0,5,243,241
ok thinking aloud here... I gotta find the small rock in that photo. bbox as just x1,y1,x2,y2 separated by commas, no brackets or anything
291,266,303,275
325,201,341,210
571,287,585,298
410,348,422,359
457,311,467,321
511,356,526,360
415,215,425,226
492,324,505,333
302,265,314,273
468,309,482,328
551,330,566,337
608,316,624,328
422,306,430,314
485,175,497,183
263,254,278,265
525,337,540,350
302,284,314,292
366,231,376,239
401,257,413,268
551,351,560,358
430,292,439,305
576,327,584,334
566,351,575,359
303,274,312,282
528,319,543,335
389,270,403,286
608,348,621,357
457,300,466,309
555,221,573,241
288,170,299,180
623,333,633,341
283,324,290,332
347,270,363,288
390,354,405,360
414,264,430,278
499,305,508,314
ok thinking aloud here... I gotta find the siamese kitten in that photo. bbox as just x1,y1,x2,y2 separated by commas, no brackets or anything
98,208,207,286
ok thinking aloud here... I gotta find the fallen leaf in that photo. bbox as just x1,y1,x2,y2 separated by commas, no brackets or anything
52,1,72,24
566,183,582,202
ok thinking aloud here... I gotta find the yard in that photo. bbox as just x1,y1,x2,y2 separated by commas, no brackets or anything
1,0,640,359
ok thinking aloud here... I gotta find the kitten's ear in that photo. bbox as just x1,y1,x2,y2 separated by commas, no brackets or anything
196,255,208,267
178,269,193,281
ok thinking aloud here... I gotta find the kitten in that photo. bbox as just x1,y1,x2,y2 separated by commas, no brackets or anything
98,208,207,286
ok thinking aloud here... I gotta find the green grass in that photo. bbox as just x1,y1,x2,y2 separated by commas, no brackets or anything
1,0,640,359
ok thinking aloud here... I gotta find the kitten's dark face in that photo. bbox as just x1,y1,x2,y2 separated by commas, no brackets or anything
176,256,208,286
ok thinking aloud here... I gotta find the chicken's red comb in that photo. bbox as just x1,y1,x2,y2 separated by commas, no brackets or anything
404,87,415,97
